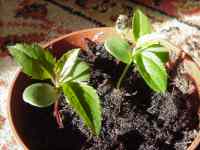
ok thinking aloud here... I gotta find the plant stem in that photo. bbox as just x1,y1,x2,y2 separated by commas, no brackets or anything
117,62,132,89
53,100,64,129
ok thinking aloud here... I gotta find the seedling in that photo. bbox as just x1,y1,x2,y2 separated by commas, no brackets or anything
8,44,102,135
105,9,171,92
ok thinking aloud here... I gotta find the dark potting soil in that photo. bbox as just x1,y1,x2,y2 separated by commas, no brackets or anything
21,40,199,150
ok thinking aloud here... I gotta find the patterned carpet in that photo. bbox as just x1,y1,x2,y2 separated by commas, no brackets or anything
1,0,200,149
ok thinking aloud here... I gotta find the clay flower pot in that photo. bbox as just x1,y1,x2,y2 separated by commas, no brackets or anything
7,27,200,150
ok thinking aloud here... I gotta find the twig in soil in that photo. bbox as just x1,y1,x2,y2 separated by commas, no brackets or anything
84,38,97,61
99,79,109,88
187,131,200,150
53,101,64,129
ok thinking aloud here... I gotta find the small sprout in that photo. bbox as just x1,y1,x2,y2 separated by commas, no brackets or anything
105,9,170,92
115,15,129,35
8,44,102,135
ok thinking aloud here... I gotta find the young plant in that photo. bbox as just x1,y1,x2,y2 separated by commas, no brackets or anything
8,44,102,135
105,9,170,92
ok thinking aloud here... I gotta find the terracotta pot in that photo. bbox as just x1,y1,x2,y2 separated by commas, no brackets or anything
7,27,200,150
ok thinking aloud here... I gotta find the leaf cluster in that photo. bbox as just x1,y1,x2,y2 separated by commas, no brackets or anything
105,9,169,92
8,44,102,135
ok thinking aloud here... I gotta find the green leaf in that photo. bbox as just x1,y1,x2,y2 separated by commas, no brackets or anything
135,51,167,92
137,33,165,46
132,9,152,41
136,41,160,50
136,42,169,63
23,83,58,108
146,45,169,63
63,59,90,83
55,49,80,82
8,44,55,80
62,82,102,135
104,36,132,64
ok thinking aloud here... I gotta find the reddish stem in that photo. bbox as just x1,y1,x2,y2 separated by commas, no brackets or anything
53,101,64,129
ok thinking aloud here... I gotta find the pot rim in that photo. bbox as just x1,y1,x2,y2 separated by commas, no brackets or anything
7,68,27,149
42,27,113,48
7,27,113,149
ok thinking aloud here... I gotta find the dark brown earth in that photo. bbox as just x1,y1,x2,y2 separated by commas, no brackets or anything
21,40,199,150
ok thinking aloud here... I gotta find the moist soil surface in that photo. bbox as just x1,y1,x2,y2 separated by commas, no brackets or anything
21,40,199,150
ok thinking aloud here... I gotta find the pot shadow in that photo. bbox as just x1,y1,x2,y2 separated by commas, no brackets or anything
20,102,87,150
